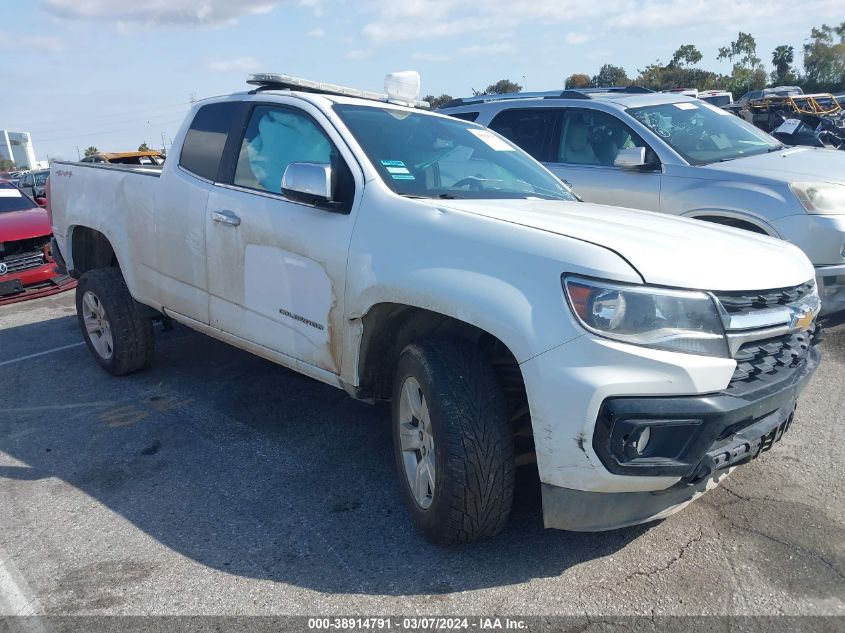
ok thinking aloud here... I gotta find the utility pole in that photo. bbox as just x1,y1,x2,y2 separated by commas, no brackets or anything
76,146,81,160
160,131,168,155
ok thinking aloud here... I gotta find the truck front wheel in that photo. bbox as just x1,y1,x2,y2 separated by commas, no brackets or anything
392,339,515,544
75,268,154,376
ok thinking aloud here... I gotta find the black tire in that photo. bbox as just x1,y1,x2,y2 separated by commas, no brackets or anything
75,268,154,376
391,339,515,544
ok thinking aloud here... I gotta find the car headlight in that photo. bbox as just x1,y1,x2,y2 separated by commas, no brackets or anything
563,275,729,358
790,182,845,215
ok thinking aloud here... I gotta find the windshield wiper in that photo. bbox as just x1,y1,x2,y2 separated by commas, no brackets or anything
438,193,464,199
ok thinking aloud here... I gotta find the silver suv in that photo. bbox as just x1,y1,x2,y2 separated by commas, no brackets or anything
439,88,845,320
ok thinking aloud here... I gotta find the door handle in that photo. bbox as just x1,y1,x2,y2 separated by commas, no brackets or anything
211,210,241,226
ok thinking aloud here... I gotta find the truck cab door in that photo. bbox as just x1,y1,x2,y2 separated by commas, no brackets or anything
543,109,662,210
204,102,359,374
153,101,241,324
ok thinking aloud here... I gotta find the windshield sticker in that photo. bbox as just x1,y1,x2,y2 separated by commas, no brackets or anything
700,102,733,116
381,160,406,167
673,102,698,110
468,129,515,151
0,189,23,197
391,174,415,180
386,166,410,175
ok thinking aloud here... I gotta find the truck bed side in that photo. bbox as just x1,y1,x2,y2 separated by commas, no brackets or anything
49,162,162,307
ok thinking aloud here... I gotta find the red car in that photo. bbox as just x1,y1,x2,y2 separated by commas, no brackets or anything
0,179,76,305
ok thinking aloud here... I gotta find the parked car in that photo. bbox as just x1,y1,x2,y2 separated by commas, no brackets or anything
438,87,845,321
698,90,733,107
728,85,803,109
17,169,50,203
730,92,844,134
0,179,76,305
49,72,820,544
663,88,698,98
80,151,166,166
6,170,26,187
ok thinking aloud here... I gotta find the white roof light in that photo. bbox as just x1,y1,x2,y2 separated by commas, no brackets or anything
384,71,421,106
247,72,429,109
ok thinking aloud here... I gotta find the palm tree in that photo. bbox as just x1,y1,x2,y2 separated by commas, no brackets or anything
772,45,794,83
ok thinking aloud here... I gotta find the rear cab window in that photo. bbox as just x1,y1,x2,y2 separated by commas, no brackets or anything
180,101,241,181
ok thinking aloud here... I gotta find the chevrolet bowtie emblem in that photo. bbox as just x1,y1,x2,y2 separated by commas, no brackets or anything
789,304,816,330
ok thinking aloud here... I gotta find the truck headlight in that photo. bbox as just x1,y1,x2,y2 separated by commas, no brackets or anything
563,275,729,358
790,182,845,215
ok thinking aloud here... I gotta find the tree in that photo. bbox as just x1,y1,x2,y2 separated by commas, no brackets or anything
472,79,523,96
565,73,591,88
84,146,99,158
718,32,767,96
423,94,454,109
590,64,630,88
771,45,797,85
802,22,845,91
636,61,723,92
0,159,16,172
138,142,150,152
668,44,702,68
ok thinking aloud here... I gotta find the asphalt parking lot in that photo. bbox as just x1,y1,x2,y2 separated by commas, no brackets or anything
1,291,843,617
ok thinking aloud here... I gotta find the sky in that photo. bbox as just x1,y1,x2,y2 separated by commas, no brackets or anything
3,0,843,162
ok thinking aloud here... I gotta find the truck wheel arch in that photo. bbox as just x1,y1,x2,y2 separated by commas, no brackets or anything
686,213,776,237
67,225,120,277
355,302,534,462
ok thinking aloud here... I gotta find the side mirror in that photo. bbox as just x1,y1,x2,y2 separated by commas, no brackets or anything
281,162,332,206
614,147,647,169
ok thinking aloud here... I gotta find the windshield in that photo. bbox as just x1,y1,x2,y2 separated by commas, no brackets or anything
627,101,781,164
332,104,577,201
0,185,37,213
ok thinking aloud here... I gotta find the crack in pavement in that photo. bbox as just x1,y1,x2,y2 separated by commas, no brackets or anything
620,529,704,584
702,497,845,583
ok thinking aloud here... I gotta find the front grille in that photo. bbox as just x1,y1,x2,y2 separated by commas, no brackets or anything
715,281,815,314
728,327,814,393
1,252,45,274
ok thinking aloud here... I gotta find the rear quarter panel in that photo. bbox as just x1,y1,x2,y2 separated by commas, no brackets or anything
50,162,160,305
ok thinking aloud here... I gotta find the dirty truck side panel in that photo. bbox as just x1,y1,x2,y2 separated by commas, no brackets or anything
50,164,160,308
203,97,365,374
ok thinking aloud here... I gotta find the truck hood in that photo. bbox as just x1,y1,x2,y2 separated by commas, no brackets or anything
425,199,814,292
703,146,845,182
0,208,51,242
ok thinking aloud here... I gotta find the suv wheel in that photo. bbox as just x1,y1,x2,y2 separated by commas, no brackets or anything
392,339,514,544
76,268,154,376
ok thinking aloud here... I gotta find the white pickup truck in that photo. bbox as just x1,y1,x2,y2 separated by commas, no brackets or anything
48,73,822,544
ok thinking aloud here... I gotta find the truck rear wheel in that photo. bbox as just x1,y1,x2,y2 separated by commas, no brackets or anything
392,339,514,544
75,268,154,376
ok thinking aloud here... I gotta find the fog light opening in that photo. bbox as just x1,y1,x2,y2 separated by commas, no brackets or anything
635,426,651,454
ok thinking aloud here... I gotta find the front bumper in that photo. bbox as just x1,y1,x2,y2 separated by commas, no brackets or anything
815,263,845,321
0,262,77,306
521,327,820,532
542,348,818,532
592,345,819,480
